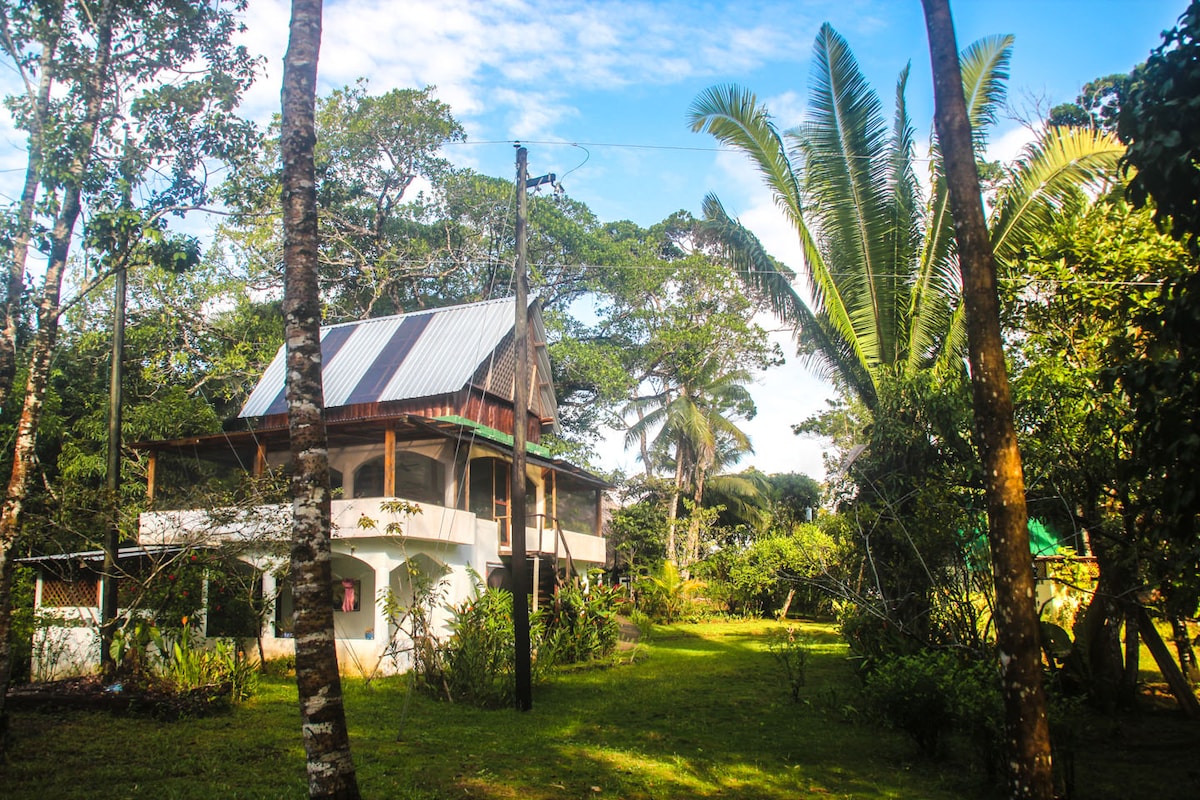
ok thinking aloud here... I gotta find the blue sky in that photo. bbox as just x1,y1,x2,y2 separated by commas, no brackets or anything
0,0,1187,479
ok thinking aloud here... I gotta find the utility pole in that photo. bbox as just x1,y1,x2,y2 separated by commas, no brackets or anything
100,130,132,676
511,144,532,710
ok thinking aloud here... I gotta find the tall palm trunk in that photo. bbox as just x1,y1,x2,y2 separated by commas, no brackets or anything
665,443,685,566
682,464,707,577
922,1,1053,797
281,2,360,797
0,0,114,753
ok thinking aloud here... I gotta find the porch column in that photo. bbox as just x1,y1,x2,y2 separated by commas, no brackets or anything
260,568,280,640
384,422,396,497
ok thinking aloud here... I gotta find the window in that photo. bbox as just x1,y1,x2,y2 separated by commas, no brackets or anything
557,480,600,536
353,451,443,504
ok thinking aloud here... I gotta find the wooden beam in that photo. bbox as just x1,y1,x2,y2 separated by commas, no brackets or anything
254,441,268,477
384,422,396,497
146,450,157,504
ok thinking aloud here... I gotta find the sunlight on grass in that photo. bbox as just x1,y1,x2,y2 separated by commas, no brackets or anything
3,618,1195,799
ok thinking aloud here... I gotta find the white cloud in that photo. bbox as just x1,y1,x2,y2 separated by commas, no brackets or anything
987,122,1039,164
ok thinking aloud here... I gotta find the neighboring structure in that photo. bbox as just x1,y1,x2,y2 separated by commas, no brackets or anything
25,297,610,678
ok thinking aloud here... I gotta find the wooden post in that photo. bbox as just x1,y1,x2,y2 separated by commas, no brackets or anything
254,441,268,477
1135,605,1200,718
384,422,396,497
146,450,157,504
511,145,532,711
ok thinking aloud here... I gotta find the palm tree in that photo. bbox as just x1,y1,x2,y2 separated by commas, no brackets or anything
689,24,1122,408
624,354,755,570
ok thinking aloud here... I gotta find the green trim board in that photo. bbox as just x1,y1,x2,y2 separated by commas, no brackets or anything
434,415,552,458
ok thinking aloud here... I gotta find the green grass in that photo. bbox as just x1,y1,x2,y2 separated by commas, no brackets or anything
2,619,1197,799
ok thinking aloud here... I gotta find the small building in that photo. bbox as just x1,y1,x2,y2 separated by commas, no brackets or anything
25,297,609,678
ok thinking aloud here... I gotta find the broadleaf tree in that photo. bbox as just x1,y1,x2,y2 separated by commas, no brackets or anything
0,0,259,745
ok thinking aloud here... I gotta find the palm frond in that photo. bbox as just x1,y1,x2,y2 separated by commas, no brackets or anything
912,36,1014,373
798,23,897,371
990,126,1123,264
959,35,1013,141
885,63,922,367
687,84,806,232
701,194,877,406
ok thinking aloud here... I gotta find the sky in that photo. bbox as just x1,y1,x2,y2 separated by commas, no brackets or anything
0,0,1188,480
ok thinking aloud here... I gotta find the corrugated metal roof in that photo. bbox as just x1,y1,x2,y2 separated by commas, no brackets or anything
240,297,553,420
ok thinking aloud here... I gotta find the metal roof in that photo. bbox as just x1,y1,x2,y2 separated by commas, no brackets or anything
239,297,557,423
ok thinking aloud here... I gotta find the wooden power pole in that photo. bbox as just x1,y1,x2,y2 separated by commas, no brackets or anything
512,144,533,711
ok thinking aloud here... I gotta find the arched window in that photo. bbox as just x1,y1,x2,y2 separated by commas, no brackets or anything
353,451,444,505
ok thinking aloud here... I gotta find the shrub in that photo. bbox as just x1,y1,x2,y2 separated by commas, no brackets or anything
634,562,704,623
766,626,810,702
536,582,620,665
417,581,535,708
862,650,1001,761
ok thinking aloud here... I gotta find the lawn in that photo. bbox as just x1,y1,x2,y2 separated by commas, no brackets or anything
2,619,1197,799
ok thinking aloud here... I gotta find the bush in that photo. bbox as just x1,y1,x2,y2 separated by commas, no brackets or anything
862,650,1001,762
418,579,623,708
634,562,704,623
766,626,810,702
536,582,620,665
417,581,537,708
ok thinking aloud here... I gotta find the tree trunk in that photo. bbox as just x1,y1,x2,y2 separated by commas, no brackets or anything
1134,605,1200,718
922,2,1053,797
0,0,114,753
665,445,685,567
0,11,59,410
1169,614,1199,685
280,2,360,797
682,468,706,578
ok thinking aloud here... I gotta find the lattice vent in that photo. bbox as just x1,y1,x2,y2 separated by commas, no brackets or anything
40,577,99,608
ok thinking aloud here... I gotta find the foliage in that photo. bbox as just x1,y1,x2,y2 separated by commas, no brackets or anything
1120,271,1200,620
633,561,705,623
1119,0,1200,244
107,619,258,717
699,523,839,618
1048,74,1130,132
418,580,530,708
862,650,1002,761
691,26,1122,410
765,472,822,528
833,370,986,654
534,582,620,666
150,624,258,703
607,475,670,576
765,626,810,702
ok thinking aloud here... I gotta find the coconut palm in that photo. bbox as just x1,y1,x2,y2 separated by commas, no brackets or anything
624,354,755,569
689,24,1123,409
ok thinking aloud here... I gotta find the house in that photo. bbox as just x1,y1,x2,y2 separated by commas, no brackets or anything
25,297,611,678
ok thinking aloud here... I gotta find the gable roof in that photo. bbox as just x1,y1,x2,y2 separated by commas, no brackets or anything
239,297,557,427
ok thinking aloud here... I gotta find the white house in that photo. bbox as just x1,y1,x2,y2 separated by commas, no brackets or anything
25,297,610,678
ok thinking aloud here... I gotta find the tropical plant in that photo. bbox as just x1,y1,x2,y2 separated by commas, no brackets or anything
689,24,1123,409
625,353,756,570
634,561,705,623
